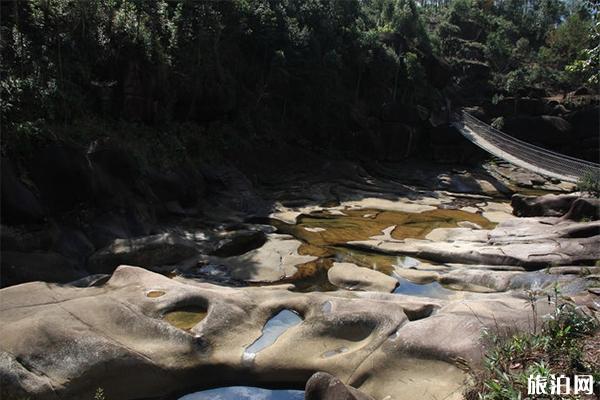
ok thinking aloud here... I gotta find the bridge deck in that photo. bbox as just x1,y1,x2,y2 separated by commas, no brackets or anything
452,111,600,184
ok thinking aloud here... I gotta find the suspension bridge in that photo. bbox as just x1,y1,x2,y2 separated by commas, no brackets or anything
452,111,600,183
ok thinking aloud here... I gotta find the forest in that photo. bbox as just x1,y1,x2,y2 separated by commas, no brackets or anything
1,0,598,165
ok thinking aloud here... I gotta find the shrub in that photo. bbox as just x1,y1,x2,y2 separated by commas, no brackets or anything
577,169,600,197
466,285,599,399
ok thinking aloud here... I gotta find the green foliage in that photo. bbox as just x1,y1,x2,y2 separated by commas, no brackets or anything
566,5,600,85
94,388,106,400
577,169,600,197
422,0,595,96
467,287,599,400
1,0,444,161
1,0,596,163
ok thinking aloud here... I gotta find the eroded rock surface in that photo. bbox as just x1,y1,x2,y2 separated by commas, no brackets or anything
0,266,559,400
350,217,600,268
511,193,579,217
328,262,398,292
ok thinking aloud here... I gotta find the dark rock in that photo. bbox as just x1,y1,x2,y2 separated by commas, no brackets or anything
30,144,95,213
87,233,198,274
87,138,140,186
148,168,205,208
550,104,569,116
305,372,374,400
487,97,547,117
53,228,96,261
565,106,599,140
378,122,422,160
1,251,84,287
454,59,490,80
511,194,579,217
85,208,152,249
573,86,592,96
422,53,451,89
1,158,45,224
561,198,600,221
502,115,572,148
0,226,54,252
211,230,267,257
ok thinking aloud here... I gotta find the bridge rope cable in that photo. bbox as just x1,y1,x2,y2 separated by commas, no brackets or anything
454,111,600,182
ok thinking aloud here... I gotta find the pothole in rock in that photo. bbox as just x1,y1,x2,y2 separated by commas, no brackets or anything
163,306,208,331
321,300,333,313
179,386,304,400
393,277,456,299
243,309,303,364
321,346,349,358
326,320,375,342
402,304,436,321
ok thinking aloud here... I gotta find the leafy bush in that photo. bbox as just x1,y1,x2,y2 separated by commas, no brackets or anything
466,286,598,400
577,169,600,198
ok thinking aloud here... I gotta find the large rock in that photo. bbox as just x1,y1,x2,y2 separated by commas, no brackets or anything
87,138,140,187
502,115,572,149
511,193,578,217
350,217,600,268
30,144,95,213
562,197,600,221
201,234,317,283
438,269,521,292
305,372,374,400
210,230,267,257
148,167,205,208
0,158,45,224
328,262,398,293
88,233,197,273
1,251,85,287
0,266,556,400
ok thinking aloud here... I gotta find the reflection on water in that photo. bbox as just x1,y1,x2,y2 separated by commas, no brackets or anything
274,208,494,248
179,386,304,400
243,310,303,363
392,277,456,299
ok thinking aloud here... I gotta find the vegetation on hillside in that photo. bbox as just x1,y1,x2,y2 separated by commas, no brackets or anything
0,0,597,162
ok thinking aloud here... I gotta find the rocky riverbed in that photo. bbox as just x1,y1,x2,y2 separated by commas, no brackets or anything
1,159,599,400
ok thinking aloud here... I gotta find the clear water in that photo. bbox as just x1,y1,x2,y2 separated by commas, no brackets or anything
395,256,420,269
179,386,304,400
392,276,455,299
243,310,303,363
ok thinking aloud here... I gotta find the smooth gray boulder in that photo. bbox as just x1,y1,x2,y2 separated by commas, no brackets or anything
328,262,398,293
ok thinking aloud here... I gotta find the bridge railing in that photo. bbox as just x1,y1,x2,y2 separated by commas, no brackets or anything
457,111,600,182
